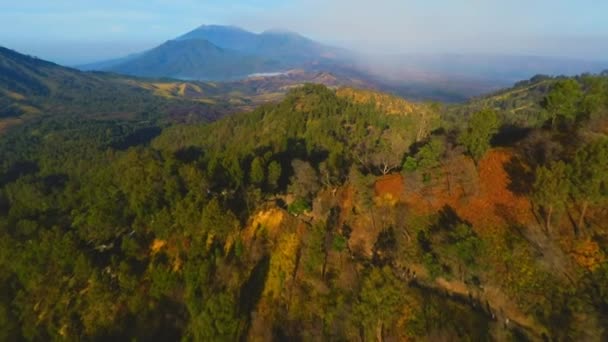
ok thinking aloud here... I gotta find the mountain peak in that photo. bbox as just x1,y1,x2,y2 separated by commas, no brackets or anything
193,24,249,33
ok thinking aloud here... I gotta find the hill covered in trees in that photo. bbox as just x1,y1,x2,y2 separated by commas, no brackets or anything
1,70,607,340
0,46,377,135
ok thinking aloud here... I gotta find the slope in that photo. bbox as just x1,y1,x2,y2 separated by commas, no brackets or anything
1,80,608,341
0,46,240,132
106,39,280,80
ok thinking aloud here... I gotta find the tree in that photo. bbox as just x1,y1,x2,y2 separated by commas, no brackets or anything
409,136,446,182
371,128,410,175
354,267,405,341
267,161,282,190
458,109,500,165
580,76,607,118
568,138,608,231
416,137,445,171
449,223,483,267
222,156,244,188
532,161,570,233
249,157,265,185
543,79,583,128
289,159,320,199
201,198,239,242
187,292,239,341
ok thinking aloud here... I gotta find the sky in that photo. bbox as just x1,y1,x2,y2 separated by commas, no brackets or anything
1,0,607,65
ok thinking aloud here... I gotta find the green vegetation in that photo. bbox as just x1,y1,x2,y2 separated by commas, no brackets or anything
458,108,500,163
544,79,583,127
532,161,570,232
1,66,608,341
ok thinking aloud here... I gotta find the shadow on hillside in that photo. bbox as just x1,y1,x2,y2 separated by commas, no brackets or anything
174,146,203,163
239,255,270,318
491,124,532,147
434,205,471,231
0,161,38,187
504,156,535,196
111,126,162,150
373,227,397,266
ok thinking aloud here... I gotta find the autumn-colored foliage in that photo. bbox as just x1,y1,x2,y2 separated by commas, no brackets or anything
391,149,533,231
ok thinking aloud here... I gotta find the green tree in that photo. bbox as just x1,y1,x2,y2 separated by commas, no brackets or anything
354,267,405,341
458,109,500,165
187,292,239,341
411,136,446,182
544,79,583,128
416,137,445,171
267,161,282,190
580,76,608,119
568,138,608,231
201,198,238,242
223,156,244,188
449,223,483,267
249,157,265,185
532,161,570,233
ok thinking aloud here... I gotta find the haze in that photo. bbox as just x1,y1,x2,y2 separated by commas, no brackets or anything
1,0,607,65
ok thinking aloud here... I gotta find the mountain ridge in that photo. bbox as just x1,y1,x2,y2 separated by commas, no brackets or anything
86,25,353,82
104,38,280,80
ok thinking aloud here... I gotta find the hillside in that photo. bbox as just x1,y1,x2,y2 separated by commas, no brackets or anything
1,47,373,134
0,46,229,133
105,39,280,80
1,76,608,340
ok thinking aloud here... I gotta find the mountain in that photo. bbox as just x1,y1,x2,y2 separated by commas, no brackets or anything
85,25,354,82
176,25,259,52
101,39,281,80
177,25,349,62
81,25,608,102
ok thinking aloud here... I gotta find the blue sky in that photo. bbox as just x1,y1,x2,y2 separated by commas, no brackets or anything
1,0,607,64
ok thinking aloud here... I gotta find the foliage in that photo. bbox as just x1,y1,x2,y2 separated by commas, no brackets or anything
458,108,500,163
532,161,570,231
449,223,483,266
288,197,312,216
543,79,583,127
267,160,282,190
289,159,320,200
568,138,608,228
186,292,239,341
1,77,607,340
354,267,405,340
249,157,265,185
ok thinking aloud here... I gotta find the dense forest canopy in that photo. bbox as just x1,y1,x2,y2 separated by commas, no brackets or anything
0,70,608,341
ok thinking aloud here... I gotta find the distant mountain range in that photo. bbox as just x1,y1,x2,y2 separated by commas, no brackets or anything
80,25,608,102
177,25,349,62
82,25,349,81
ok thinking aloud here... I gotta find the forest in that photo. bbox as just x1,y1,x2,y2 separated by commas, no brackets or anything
0,72,607,341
